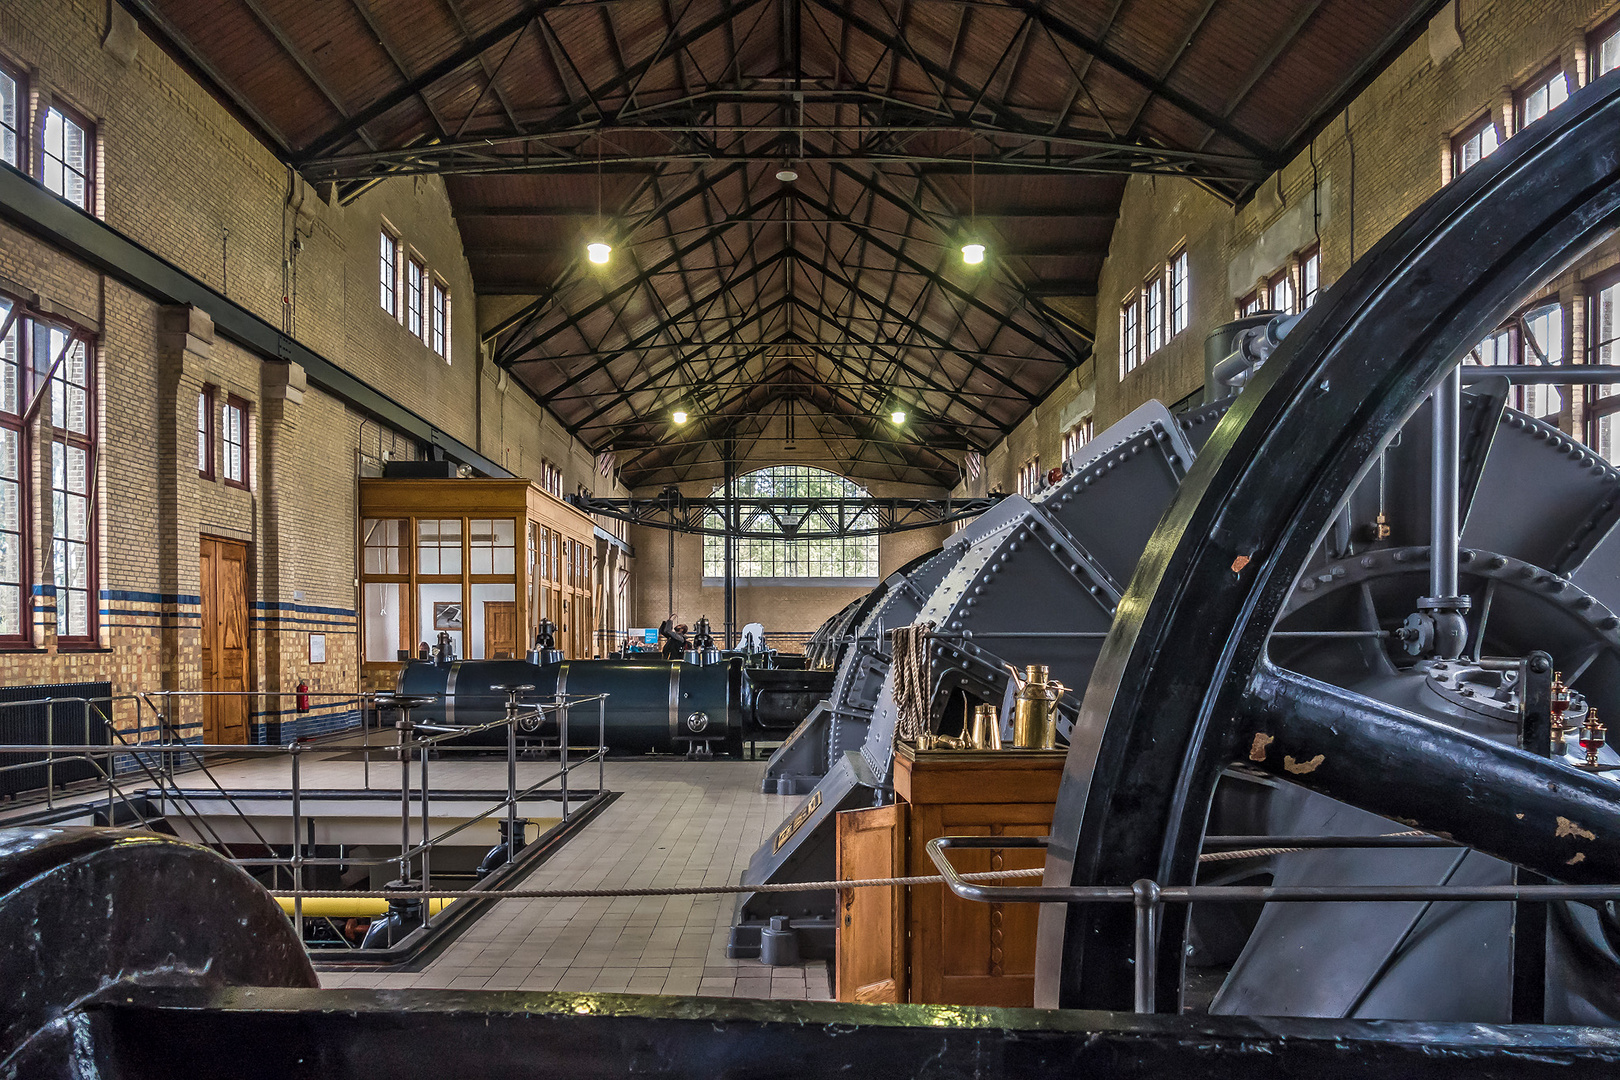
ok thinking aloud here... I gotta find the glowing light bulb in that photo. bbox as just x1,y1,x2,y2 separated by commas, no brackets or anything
587,241,612,265
890,409,906,424
961,242,985,265
672,409,689,425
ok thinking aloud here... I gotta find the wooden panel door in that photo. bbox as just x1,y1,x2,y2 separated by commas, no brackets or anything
835,804,908,1003
484,601,517,659
200,537,250,745
908,803,1050,1006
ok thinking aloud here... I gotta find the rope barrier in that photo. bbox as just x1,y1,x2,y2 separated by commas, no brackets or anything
280,835,1385,904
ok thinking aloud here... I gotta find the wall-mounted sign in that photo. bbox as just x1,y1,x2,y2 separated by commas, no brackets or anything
309,633,326,664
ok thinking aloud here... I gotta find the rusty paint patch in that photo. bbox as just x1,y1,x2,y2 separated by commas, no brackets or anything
1568,852,1587,866
1556,816,1596,841
1283,754,1325,774
1249,733,1274,762
1232,555,1251,573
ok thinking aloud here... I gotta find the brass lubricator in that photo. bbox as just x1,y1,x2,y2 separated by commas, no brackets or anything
1005,664,1070,750
1373,512,1391,541
1550,670,1570,757
1579,708,1608,770
970,704,1002,751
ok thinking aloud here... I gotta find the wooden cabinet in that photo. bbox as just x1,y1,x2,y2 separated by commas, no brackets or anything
834,745,1065,1006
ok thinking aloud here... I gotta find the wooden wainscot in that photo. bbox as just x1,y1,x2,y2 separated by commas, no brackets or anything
835,743,1065,1006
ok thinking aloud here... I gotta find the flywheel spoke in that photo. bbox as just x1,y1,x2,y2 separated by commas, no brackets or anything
1241,662,1620,883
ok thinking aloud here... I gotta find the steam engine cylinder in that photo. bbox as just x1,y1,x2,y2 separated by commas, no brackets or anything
398,657,747,755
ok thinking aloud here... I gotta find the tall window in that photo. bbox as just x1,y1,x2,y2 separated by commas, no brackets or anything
1239,292,1264,317
196,386,214,479
1588,275,1620,464
1268,269,1295,315
1453,113,1500,177
1062,418,1093,463
1301,247,1322,310
0,299,23,642
406,259,425,338
223,396,247,487
1169,250,1189,336
1144,277,1164,355
1119,300,1140,378
0,63,20,168
1594,16,1620,80
41,105,92,212
379,229,398,316
1467,302,1566,422
1518,66,1569,128
431,281,450,359
1017,457,1041,497
701,466,879,581
44,327,93,642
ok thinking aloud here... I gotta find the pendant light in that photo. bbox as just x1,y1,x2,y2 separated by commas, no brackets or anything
587,139,611,265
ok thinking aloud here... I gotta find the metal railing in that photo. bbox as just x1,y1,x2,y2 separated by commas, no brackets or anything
0,688,610,948
926,834,1620,1015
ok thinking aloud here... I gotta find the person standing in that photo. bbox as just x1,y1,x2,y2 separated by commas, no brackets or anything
659,612,688,659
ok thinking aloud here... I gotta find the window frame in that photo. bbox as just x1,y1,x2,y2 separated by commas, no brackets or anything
0,296,30,647
700,466,880,582
1062,417,1093,464
0,57,25,172
43,327,96,647
39,99,94,214
222,394,249,490
1017,456,1041,498
1301,245,1322,310
431,278,450,360
406,257,426,340
1585,267,1620,458
1144,273,1165,355
380,227,399,318
197,384,215,480
1590,12,1620,82
1168,249,1189,338
1268,267,1296,315
1452,111,1502,178
1119,297,1141,379
1516,63,1570,130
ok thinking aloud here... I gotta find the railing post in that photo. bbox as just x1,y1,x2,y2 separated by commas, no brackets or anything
398,716,413,884
599,695,606,793
560,695,570,820
45,698,54,809
290,744,303,944
506,696,519,863
420,736,431,930
1132,879,1161,1014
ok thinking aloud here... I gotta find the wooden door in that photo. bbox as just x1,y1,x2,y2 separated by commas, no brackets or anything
200,537,250,745
835,804,908,1003
484,601,518,659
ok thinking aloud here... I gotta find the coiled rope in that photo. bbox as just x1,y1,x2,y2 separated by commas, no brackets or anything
889,621,936,743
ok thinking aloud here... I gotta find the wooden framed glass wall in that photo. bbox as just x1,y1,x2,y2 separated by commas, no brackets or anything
358,478,598,679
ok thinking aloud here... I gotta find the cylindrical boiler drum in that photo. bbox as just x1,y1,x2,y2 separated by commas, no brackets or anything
397,657,745,754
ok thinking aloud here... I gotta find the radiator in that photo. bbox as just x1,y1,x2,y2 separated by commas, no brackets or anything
0,682,114,798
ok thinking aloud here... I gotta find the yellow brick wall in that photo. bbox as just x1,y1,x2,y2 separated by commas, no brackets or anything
964,0,1620,497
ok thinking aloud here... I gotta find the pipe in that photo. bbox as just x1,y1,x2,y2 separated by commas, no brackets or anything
274,896,451,918
1430,363,1461,604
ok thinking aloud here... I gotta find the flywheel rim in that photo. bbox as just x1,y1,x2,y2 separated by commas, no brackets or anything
1039,71,1620,1012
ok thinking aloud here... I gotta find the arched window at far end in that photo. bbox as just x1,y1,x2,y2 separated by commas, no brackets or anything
702,466,879,584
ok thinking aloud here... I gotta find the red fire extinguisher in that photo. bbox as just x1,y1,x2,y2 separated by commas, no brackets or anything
296,680,311,713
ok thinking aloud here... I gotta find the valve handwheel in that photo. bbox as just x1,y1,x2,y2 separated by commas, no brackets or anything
1039,72,1620,1012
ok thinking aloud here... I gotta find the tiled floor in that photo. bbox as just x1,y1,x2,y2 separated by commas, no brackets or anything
4,740,831,1000
320,759,831,1000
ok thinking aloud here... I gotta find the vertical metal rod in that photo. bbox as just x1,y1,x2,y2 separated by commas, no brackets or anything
1132,879,1161,1014
398,717,412,883
420,738,431,930
561,697,570,820
1430,363,1462,603
507,699,519,863
598,696,606,793
363,696,371,790
290,746,303,943
1512,651,1553,1022
45,699,54,809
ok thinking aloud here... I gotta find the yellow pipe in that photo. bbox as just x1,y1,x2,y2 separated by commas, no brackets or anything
274,896,452,918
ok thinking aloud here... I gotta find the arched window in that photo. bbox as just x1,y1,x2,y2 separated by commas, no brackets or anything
702,466,879,582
